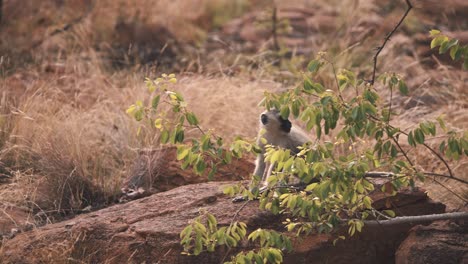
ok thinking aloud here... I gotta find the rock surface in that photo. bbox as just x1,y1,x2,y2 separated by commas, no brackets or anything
1,179,445,264
395,219,468,264
120,147,254,201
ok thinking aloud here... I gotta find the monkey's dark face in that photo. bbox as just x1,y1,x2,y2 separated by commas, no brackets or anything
261,114,269,125
260,110,292,133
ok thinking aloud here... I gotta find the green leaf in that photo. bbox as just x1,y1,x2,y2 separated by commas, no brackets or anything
291,100,300,118
355,221,363,232
439,141,446,153
207,214,218,231
176,129,185,143
126,104,136,114
449,45,460,60
160,130,169,144
180,225,192,240
439,38,458,54
186,112,199,126
194,235,203,255
348,222,356,236
152,95,160,109
269,248,283,263
154,118,163,129
196,160,206,174
398,80,408,96
307,60,322,73
430,35,447,49
312,82,325,93
305,183,318,192
134,109,144,121
280,106,290,120
414,128,425,144
436,115,447,131
355,181,365,194
304,78,313,92
383,210,396,217
429,29,440,36
363,196,372,209
177,146,190,160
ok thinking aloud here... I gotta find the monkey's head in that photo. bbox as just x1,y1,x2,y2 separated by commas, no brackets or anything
260,110,292,134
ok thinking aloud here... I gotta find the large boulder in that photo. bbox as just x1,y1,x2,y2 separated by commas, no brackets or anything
120,147,254,201
1,179,445,264
395,219,468,264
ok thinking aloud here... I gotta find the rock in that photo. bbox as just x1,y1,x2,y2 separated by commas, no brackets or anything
0,206,31,237
221,7,338,52
120,147,254,201
0,179,446,264
395,219,468,264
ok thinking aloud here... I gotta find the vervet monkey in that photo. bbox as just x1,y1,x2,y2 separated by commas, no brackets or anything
253,109,311,187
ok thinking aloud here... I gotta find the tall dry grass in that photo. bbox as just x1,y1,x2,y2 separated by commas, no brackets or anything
0,53,153,216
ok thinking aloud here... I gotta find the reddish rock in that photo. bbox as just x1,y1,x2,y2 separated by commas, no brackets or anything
0,206,31,237
221,7,338,52
121,147,254,200
1,179,446,264
395,220,468,264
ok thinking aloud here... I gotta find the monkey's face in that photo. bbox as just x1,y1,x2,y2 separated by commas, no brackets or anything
260,110,292,134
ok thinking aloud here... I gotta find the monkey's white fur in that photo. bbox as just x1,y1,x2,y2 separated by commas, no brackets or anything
253,110,311,186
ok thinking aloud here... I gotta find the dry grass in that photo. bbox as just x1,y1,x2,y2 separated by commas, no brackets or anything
0,0,467,239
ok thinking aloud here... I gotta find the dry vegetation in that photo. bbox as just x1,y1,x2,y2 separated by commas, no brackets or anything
0,0,467,245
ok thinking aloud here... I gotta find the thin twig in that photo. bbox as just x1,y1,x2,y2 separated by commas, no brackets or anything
387,85,393,124
423,172,468,185
420,141,454,177
370,0,413,85
370,208,392,220
230,200,250,226
389,133,415,167
323,56,346,103
429,177,468,203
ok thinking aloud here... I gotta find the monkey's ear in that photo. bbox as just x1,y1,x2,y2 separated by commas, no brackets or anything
280,118,292,133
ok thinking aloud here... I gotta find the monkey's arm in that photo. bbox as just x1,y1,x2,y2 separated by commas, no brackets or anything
253,153,266,178
262,162,274,184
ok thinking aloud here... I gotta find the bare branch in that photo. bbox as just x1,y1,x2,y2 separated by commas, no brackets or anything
370,0,413,85
423,172,468,185
363,212,468,227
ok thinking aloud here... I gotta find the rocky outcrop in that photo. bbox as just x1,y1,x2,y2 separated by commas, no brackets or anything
1,179,446,264
120,147,254,201
221,7,340,54
395,219,468,264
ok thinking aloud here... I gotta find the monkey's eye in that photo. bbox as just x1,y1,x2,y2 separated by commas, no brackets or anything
261,114,268,125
